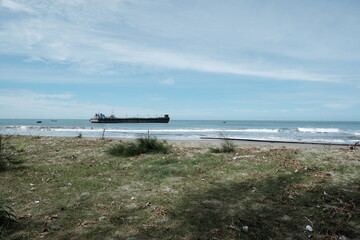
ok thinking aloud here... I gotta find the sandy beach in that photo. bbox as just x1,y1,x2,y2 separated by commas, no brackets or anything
167,138,351,149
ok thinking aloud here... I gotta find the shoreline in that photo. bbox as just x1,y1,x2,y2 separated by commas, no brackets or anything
4,134,354,149
166,139,349,149
200,137,354,148
2,119,359,147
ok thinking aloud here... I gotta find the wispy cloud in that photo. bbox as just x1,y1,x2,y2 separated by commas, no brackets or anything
0,89,166,118
0,0,357,83
159,78,175,85
36,93,74,100
1,0,34,14
99,42,340,82
323,103,352,110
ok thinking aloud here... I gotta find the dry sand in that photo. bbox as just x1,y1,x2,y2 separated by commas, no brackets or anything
165,138,351,149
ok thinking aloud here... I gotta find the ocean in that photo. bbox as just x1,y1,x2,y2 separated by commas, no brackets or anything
1,119,360,145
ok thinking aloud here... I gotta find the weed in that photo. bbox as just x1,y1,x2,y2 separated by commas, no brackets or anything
0,203,16,239
0,202,16,238
108,136,170,157
210,137,236,153
0,203,15,224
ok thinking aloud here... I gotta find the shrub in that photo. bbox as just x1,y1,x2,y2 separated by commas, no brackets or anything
108,136,170,157
210,137,236,153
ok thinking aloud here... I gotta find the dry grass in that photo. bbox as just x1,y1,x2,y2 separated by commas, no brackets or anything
1,135,360,239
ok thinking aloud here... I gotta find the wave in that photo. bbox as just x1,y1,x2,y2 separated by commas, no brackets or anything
297,128,341,133
301,138,348,143
2,125,360,141
2,126,281,133
209,136,353,144
228,128,280,133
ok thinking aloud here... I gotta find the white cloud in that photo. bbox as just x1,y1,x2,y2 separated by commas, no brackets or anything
0,15,338,83
0,0,359,83
100,43,339,82
323,103,351,110
24,56,46,63
1,0,34,14
159,78,175,85
294,108,318,112
37,93,74,100
0,89,160,119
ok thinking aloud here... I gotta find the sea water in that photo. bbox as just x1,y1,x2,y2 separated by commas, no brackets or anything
0,119,359,144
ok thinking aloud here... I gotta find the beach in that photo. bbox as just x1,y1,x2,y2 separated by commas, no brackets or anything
1,135,360,239
2,1,360,239
167,138,352,149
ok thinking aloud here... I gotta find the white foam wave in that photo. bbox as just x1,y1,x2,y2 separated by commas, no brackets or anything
232,129,279,133
53,128,102,132
51,128,280,133
301,138,347,143
297,128,340,133
3,125,359,145
4,125,357,136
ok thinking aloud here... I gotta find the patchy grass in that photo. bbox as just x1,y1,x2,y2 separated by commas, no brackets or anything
0,135,25,171
1,135,360,239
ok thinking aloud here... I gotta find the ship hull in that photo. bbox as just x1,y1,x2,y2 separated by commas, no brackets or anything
90,117,170,123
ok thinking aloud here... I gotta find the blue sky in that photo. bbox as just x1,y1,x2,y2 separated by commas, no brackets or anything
0,0,360,120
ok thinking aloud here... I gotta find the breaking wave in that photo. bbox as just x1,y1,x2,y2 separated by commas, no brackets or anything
3,126,282,134
297,128,341,133
1,120,359,144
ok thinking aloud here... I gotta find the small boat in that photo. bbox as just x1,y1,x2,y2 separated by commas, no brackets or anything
89,113,170,123
36,121,42,123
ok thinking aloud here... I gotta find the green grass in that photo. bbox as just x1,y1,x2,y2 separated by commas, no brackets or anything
0,135,16,171
1,135,360,239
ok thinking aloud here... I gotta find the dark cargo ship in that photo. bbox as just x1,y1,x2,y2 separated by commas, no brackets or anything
89,113,170,123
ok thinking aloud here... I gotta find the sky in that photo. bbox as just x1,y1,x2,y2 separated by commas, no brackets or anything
0,0,360,120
